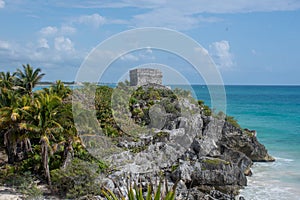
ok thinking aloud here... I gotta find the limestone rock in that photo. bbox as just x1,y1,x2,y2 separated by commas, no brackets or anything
221,121,275,162
101,89,274,199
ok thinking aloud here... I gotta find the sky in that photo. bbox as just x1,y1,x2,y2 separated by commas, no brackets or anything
0,0,300,85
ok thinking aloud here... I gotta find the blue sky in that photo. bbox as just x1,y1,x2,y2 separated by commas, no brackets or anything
0,0,300,85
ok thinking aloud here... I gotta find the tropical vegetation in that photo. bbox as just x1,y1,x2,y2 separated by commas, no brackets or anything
0,64,106,198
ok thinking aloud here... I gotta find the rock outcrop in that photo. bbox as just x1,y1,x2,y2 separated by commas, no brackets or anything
98,91,275,199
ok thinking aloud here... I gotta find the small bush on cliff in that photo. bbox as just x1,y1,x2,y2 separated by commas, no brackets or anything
198,100,212,116
225,115,241,129
51,158,102,199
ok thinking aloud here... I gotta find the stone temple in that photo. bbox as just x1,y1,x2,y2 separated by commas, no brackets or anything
129,68,163,86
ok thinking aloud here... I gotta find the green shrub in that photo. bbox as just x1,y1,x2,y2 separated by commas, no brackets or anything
51,158,102,199
129,87,180,126
225,116,241,129
198,100,212,116
0,171,43,199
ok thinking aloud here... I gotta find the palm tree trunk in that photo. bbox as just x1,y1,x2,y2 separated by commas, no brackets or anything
62,141,74,169
41,137,51,185
4,131,17,164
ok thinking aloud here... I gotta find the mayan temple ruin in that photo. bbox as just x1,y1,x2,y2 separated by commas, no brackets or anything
129,68,163,86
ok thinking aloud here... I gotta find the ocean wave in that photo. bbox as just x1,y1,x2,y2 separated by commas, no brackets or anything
240,177,300,200
240,157,300,200
274,157,294,162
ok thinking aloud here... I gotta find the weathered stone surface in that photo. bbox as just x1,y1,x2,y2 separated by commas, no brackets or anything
220,146,253,176
171,158,247,188
129,68,163,86
221,121,275,162
191,118,224,157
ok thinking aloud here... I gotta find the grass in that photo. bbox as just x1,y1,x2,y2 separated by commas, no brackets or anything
203,158,231,165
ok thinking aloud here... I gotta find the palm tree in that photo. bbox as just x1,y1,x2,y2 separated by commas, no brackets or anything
33,92,62,185
0,92,33,163
28,92,75,185
15,64,45,97
0,71,15,90
44,80,72,100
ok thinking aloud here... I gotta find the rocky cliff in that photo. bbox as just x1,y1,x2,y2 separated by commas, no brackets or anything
97,86,275,200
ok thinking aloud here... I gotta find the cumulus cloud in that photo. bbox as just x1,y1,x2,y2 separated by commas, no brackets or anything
0,36,83,71
37,38,49,49
39,25,76,37
209,40,234,70
39,26,58,36
54,36,74,52
77,13,106,28
0,0,5,8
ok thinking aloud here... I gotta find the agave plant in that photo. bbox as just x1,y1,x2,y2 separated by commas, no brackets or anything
101,178,177,200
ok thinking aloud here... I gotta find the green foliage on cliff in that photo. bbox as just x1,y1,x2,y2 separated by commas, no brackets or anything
95,86,120,137
203,158,231,165
198,100,212,116
129,86,180,126
225,115,241,129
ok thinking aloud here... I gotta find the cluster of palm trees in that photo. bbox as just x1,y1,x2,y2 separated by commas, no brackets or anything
0,64,76,185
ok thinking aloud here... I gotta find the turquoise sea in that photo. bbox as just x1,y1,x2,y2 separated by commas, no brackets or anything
190,85,300,200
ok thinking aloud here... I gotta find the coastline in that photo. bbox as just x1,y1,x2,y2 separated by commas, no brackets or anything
1,81,298,199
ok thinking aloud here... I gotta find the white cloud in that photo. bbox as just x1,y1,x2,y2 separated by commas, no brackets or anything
138,48,155,60
132,8,200,30
76,0,300,13
209,40,234,70
0,0,5,8
39,26,58,36
0,38,84,74
59,0,300,31
77,13,106,28
120,49,155,62
61,25,76,35
54,36,74,52
39,25,76,37
120,54,139,61
0,40,11,50
38,38,49,49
